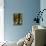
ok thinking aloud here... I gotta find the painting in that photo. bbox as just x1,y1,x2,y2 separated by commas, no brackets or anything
13,13,23,25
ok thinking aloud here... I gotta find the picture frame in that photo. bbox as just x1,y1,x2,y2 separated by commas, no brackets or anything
13,13,23,25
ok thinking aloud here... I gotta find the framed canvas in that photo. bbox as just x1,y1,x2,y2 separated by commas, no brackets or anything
13,13,23,25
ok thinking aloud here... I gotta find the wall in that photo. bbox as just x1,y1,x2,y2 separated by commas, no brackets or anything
4,0,40,42
0,0,4,42
40,0,46,27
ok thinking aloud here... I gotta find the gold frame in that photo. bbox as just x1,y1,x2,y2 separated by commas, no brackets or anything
13,13,23,25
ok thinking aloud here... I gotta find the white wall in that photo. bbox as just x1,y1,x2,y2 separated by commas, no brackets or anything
0,0,4,42
40,0,46,27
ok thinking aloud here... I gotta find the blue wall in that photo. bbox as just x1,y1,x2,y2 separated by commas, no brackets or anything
4,0,40,42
